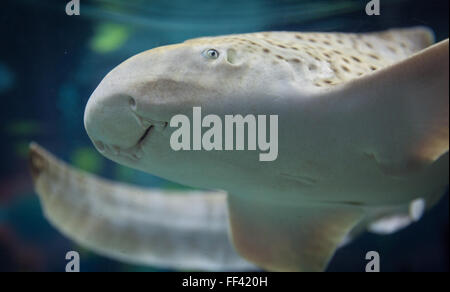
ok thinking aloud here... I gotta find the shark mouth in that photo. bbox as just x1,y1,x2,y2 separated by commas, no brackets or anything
134,116,168,145
126,117,168,161
137,125,153,146
131,108,168,143
95,115,168,162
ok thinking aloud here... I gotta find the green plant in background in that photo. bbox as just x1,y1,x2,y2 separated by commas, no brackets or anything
90,22,131,54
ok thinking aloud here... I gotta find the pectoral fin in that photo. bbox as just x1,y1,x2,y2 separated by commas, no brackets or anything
227,195,364,271
331,39,449,176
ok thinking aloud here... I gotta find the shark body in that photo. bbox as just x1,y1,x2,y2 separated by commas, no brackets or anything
31,27,449,271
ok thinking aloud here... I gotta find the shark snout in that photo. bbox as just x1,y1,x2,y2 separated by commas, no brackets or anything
84,79,168,161
84,48,177,162
84,89,141,147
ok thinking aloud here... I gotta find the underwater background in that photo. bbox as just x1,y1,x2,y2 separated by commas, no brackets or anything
0,0,448,272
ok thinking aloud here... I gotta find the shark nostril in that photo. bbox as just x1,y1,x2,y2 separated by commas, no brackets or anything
94,140,105,151
111,145,121,155
129,97,137,111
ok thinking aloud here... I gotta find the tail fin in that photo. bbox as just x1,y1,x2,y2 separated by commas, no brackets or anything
29,143,255,271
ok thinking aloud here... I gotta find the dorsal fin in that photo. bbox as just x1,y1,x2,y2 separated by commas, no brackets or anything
368,26,435,52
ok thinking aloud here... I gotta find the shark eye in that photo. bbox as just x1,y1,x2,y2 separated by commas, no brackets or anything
203,49,220,60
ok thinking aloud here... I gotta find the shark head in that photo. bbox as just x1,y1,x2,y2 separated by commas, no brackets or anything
84,37,294,191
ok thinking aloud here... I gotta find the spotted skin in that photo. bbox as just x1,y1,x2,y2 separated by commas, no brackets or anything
185,27,433,88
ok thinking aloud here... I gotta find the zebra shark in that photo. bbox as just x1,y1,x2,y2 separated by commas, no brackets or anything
30,27,448,271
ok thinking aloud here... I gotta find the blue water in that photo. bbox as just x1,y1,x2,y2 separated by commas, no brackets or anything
0,0,448,272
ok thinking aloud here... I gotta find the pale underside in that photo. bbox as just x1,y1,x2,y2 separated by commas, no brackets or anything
30,27,449,271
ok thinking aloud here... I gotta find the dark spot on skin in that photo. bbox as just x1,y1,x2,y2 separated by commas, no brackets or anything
341,65,350,72
323,41,331,46
351,56,361,63
365,42,373,49
290,58,301,63
291,47,299,51
323,53,331,58
333,50,342,55
314,57,321,61
263,48,270,53
314,82,322,87
276,55,284,60
295,35,303,40
343,58,350,64
388,46,397,53
324,79,333,84
308,39,316,43
368,54,379,60
308,64,317,71
278,44,286,49
370,65,377,71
